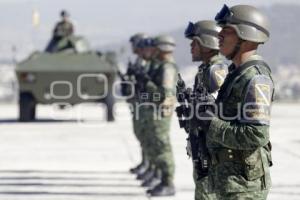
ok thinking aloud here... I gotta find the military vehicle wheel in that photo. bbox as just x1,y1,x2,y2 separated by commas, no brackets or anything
105,93,115,122
19,93,36,122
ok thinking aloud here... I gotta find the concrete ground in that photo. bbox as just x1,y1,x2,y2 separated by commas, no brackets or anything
0,102,299,200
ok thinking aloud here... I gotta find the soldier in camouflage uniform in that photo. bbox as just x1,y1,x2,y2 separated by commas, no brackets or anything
134,37,160,183
121,33,150,175
197,5,274,200
46,10,74,52
182,20,227,200
53,10,74,39
137,35,177,196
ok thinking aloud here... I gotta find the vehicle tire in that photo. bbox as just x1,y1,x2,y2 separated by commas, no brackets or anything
19,93,36,122
105,92,115,122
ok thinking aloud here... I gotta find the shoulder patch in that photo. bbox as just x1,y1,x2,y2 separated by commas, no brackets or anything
241,75,274,125
209,64,228,93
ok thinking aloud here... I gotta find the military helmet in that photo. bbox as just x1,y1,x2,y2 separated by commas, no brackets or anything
184,20,221,50
141,37,156,48
154,35,176,52
135,37,156,49
129,33,147,48
61,10,70,17
215,4,270,43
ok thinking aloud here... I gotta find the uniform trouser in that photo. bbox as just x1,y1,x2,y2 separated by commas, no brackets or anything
207,161,270,200
215,190,269,200
193,166,268,200
132,105,148,165
143,109,175,185
192,162,216,200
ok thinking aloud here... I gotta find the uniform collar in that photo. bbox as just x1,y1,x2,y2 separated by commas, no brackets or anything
199,54,222,71
229,54,264,74
240,54,263,66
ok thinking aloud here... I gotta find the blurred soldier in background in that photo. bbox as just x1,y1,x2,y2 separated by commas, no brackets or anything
178,20,227,200
120,33,149,176
197,4,274,199
133,37,159,185
136,35,177,196
46,10,74,52
53,10,74,39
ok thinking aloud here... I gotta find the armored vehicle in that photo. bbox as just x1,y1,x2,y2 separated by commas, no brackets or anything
16,36,117,122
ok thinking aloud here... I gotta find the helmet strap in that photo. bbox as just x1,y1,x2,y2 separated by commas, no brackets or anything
227,39,243,60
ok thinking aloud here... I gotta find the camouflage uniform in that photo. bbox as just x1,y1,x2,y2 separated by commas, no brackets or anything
46,20,74,52
141,56,177,186
53,21,74,38
123,34,150,173
190,55,227,200
183,20,227,200
128,57,148,161
135,58,160,178
204,5,274,199
206,55,274,200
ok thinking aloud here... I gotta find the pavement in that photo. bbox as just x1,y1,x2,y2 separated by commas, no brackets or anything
0,102,299,200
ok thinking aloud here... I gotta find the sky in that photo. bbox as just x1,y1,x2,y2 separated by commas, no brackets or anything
0,0,299,58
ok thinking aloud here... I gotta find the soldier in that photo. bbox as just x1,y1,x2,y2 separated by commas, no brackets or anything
53,10,74,39
46,10,74,52
180,20,227,200
121,33,149,175
137,35,177,196
197,4,274,199
134,37,159,184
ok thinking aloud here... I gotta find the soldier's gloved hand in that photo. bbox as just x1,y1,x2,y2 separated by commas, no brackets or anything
197,110,215,132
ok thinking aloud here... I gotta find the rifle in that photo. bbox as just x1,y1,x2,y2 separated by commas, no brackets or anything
175,73,191,131
126,59,136,76
175,72,213,179
117,59,135,96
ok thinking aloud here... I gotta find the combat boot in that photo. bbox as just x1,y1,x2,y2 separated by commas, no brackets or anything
137,168,154,180
129,163,142,174
130,160,148,174
141,175,161,188
135,162,148,175
147,182,175,197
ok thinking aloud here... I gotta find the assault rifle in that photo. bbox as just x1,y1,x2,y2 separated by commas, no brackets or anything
175,72,214,179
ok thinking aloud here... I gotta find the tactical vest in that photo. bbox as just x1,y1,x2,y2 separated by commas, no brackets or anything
209,59,274,187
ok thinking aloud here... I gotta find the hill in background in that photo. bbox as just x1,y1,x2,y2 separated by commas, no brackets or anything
105,4,300,72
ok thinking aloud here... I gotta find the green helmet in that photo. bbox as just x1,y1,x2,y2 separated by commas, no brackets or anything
184,20,221,50
215,4,270,43
154,35,176,52
129,33,147,48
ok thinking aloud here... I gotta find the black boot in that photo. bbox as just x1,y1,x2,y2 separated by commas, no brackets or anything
130,156,149,173
129,163,142,174
147,182,175,197
136,167,154,180
135,162,148,175
129,160,148,174
142,168,161,187
141,175,161,188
